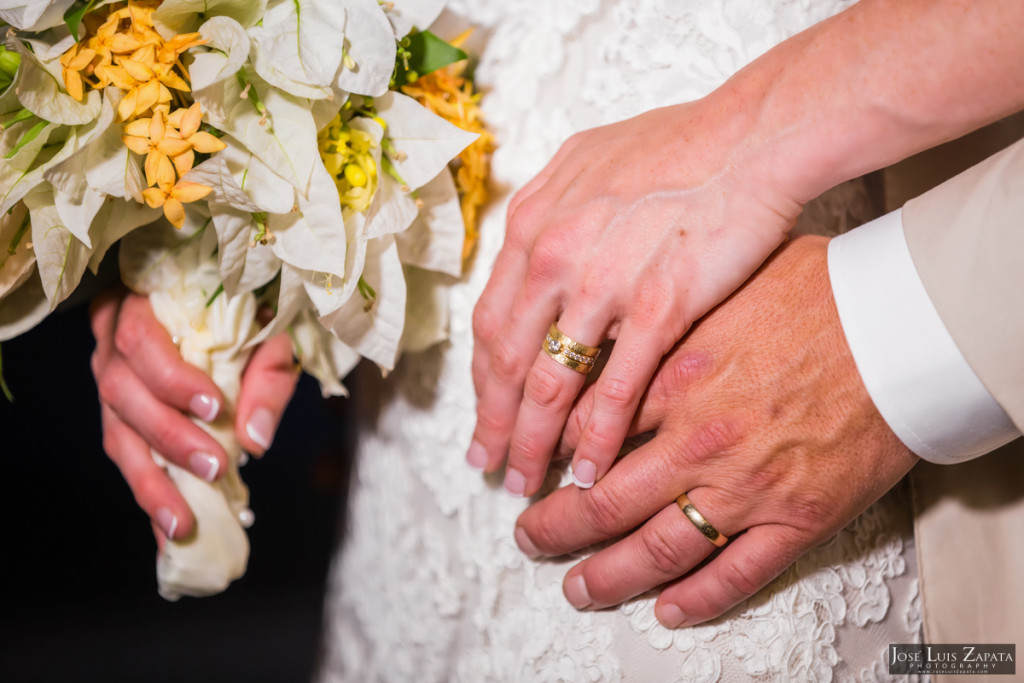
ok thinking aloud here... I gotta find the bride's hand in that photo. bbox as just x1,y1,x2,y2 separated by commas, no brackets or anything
513,236,918,626
90,289,298,543
469,98,802,497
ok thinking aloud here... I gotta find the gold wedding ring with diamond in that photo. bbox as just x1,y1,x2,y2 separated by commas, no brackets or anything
543,324,601,374
676,493,728,547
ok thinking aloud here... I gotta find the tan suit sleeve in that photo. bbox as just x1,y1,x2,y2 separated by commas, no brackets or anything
903,137,1024,431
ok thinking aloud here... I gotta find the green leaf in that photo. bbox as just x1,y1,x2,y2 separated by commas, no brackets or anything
4,119,47,160
3,108,37,128
394,31,467,87
0,343,13,403
0,47,20,79
64,0,101,42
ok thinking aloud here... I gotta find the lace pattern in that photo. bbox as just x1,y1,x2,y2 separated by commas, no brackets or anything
318,2,925,681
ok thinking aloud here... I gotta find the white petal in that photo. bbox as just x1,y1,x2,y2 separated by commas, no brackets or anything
268,158,347,276
195,71,318,196
320,235,406,371
291,306,359,397
246,262,306,347
386,0,446,39
152,0,268,36
24,185,91,309
9,36,101,125
395,168,463,277
374,91,477,191
400,265,453,353
87,201,162,275
211,202,281,298
335,0,396,97
0,267,49,341
0,203,36,302
250,0,347,98
0,1,75,31
190,16,251,92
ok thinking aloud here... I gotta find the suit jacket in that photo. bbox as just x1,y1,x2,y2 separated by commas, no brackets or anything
896,127,1024,682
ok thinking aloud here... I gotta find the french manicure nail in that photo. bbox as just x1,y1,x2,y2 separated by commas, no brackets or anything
189,452,220,482
466,441,488,471
504,467,526,497
246,407,275,452
657,603,687,628
156,507,178,540
515,526,542,559
571,459,597,489
565,574,592,610
189,394,219,423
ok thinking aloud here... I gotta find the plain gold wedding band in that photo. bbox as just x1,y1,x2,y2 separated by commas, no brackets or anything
543,323,601,375
676,493,728,547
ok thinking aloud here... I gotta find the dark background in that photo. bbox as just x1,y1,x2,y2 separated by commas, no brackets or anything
0,292,354,683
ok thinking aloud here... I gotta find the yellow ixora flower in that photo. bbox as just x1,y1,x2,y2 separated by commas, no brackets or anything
60,2,205,121
123,103,227,186
143,180,213,229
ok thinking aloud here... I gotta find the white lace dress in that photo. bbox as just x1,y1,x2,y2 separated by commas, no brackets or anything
318,2,927,681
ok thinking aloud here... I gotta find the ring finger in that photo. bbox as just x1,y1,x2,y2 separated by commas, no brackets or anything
561,487,739,611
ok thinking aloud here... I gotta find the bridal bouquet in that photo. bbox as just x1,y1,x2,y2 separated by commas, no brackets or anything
0,0,490,599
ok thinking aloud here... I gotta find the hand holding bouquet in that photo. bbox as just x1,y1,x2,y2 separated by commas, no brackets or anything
0,0,490,599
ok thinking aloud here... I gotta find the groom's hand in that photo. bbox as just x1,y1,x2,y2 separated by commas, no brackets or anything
514,235,918,627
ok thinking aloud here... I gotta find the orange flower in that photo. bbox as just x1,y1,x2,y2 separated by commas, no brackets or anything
143,180,213,229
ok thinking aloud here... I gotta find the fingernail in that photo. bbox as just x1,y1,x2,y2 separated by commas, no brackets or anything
156,507,178,540
504,467,526,497
466,440,488,471
246,407,275,452
565,574,592,610
515,526,542,559
189,394,219,423
189,452,220,482
571,459,596,489
656,603,687,628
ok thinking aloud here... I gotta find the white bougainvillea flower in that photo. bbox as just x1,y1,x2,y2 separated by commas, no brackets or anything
0,0,76,32
8,36,101,126
23,184,91,310
0,266,49,341
152,0,269,37
0,202,35,304
268,156,348,288
319,234,407,371
289,304,360,397
395,168,464,278
374,91,479,193
194,68,318,195
190,16,251,92
385,0,447,39
249,0,347,100
334,0,396,98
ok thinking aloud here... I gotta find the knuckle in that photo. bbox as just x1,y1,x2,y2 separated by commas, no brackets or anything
474,405,511,437
96,366,124,408
580,413,625,453
714,557,764,604
596,375,639,411
523,365,569,410
637,522,690,577
472,303,500,344
677,417,744,465
525,234,565,289
112,312,145,359
489,335,528,385
508,430,550,469
577,484,630,537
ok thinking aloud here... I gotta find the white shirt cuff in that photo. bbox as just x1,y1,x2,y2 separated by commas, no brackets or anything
827,209,1021,464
